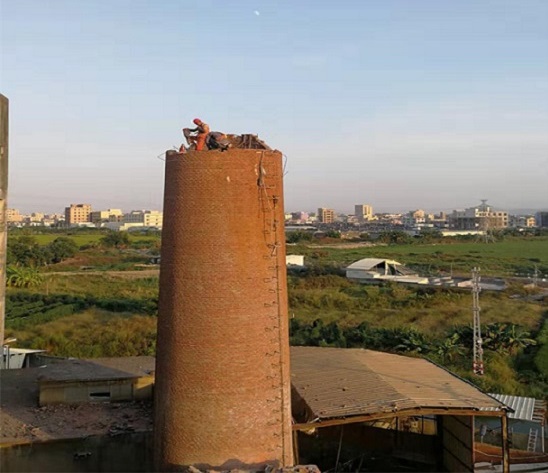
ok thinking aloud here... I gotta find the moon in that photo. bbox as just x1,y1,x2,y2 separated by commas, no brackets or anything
254,10,260,16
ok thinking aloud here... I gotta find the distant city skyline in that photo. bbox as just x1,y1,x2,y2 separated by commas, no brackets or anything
2,1,547,213
7,201,544,217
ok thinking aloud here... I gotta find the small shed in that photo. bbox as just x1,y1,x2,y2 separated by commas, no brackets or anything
1,348,46,369
38,357,155,405
346,258,428,284
291,346,510,472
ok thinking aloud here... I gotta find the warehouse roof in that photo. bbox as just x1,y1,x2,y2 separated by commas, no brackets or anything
346,258,402,270
290,346,507,428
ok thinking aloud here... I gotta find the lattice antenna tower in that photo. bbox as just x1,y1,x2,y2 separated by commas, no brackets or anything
472,267,484,375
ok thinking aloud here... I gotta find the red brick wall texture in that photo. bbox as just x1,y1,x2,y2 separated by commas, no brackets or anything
154,149,293,471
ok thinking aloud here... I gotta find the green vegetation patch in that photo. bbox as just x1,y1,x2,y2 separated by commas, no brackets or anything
295,237,548,277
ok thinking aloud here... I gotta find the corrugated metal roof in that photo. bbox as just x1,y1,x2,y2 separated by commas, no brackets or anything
291,347,506,422
346,258,401,270
487,394,546,423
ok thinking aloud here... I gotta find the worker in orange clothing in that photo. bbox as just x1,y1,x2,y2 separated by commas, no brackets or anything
188,118,210,151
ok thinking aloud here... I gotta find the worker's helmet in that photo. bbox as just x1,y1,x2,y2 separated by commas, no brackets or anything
193,118,202,125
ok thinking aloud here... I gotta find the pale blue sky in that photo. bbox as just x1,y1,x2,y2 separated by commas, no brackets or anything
1,0,547,214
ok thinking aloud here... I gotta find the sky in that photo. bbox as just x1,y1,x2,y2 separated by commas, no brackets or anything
1,0,547,214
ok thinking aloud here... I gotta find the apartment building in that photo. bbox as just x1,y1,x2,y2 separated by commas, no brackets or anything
354,204,373,222
7,208,23,223
65,204,92,226
317,207,335,224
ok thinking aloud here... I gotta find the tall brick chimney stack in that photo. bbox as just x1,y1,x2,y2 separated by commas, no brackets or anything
154,146,293,471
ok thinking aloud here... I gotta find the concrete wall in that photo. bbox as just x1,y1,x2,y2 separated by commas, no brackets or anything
155,149,293,470
0,432,153,472
39,377,154,405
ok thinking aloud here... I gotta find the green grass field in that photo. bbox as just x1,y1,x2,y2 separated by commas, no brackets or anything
296,237,548,277
30,233,160,246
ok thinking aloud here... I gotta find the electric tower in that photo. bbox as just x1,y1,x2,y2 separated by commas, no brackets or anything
472,267,484,375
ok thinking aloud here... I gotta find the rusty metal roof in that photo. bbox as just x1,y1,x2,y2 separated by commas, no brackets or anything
291,347,506,423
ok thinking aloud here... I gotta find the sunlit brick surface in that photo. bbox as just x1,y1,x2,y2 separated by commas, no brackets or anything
154,149,293,471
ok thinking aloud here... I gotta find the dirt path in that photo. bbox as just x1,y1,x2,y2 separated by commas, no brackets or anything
44,269,160,279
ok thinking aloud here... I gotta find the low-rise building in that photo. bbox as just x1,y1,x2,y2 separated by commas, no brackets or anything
90,208,123,224
122,210,163,228
449,200,508,230
509,215,536,228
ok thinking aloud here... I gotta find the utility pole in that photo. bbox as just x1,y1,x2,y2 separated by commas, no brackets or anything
0,94,9,349
533,264,539,288
472,267,484,375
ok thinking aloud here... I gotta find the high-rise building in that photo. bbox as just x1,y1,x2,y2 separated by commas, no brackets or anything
354,204,373,222
318,207,335,224
536,211,548,228
65,204,92,226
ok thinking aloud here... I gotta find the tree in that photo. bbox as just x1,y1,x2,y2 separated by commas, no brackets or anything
434,333,466,363
378,231,414,245
324,230,341,239
287,231,313,244
7,236,50,266
6,265,43,288
100,231,130,248
48,237,78,263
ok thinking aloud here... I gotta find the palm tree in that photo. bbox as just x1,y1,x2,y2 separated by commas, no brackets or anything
434,333,466,363
6,265,43,288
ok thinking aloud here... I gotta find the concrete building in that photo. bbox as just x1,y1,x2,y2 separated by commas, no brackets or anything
123,210,163,228
354,204,373,222
155,143,293,470
90,208,123,224
65,203,92,226
509,215,536,228
318,207,335,224
536,211,548,228
449,201,508,230
6,208,22,224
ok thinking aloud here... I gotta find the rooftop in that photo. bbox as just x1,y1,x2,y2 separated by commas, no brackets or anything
38,356,155,384
1,350,508,444
290,346,507,427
